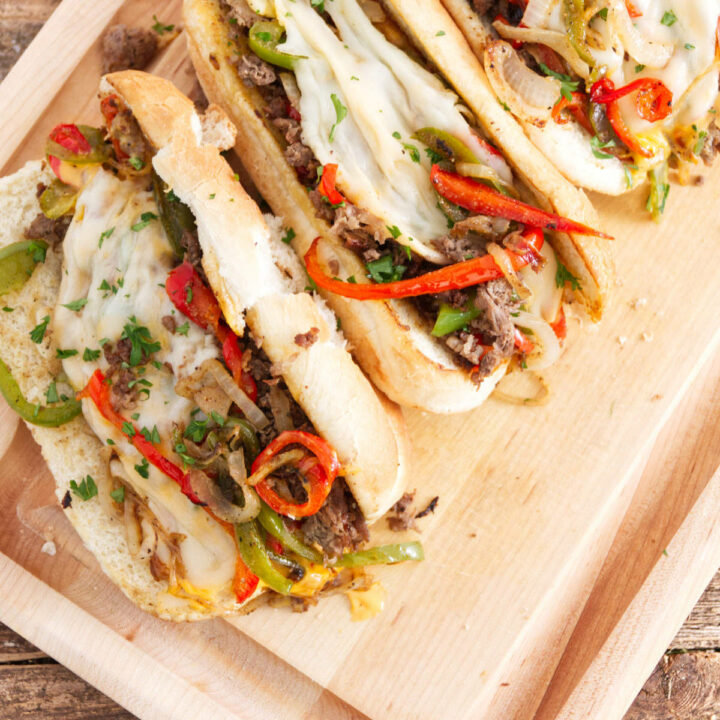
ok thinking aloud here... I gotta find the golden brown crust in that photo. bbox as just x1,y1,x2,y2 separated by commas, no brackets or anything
184,0,508,412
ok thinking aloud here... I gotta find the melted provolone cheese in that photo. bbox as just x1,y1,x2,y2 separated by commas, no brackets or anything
275,0,513,262
535,0,720,133
55,169,235,594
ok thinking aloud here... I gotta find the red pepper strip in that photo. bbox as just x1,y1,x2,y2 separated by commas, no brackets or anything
552,92,594,135
430,165,612,238
49,124,92,155
317,164,345,206
304,229,543,300
47,155,63,180
251,430,340,518
625,0,642,17
79,369,205,505
550,305,567,340
79,369,260,603
265,534,285,555
166,262,257,401
514,327,535,354
590,78,672,122
100,94,128,160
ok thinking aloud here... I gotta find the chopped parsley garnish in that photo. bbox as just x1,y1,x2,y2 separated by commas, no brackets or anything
660,10,677,26
255,31,273,42
131,211,158,232
110,486,125,503
83,347,101,362
590,136,616,159
121,422,136,438
539,63,579,101
366,255,407,284
134,458,150,479
211,411,225,426
166,188,180,202
128,156,145,170
30,315,50,344
70,475,97,501
310,0,325,12
152,15,175,34
176,321,190,336
435,30,446,36
120,316,161,366
685,43,695,50
28,241,47,263
386,224,402,239
424,146,444,163
56,348,78,359
174,442,196,467
634,64,646,73
62,298,88,312
646,166,670,219
140,425,161,444
499,100,511,112
98,227,115,248
2,307,13,312
185,418,209,442
329,93,347,142
98,278,118,296
209,193,216,199
281,227,296,244
402,143,421,163
555,261,581,291
694,130,708,156
45,382,59,404
392,131,401,139
596,7,608,20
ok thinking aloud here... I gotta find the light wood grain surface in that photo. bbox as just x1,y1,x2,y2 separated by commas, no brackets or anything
1,2,720,720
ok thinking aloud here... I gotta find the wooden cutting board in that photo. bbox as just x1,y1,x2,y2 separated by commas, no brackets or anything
1,1,720,719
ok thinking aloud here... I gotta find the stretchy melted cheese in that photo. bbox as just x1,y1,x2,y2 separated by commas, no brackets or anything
54,169,236,596
275,0,513,262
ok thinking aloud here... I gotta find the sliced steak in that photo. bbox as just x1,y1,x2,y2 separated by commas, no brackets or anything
235,54,277,87
387,491,416,531
101,25,158,74
108,110,148,160
302,480,369,558
701,121,720,167
24,213,71,246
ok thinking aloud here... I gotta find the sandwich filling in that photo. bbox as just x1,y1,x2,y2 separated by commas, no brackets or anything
221,0,607,381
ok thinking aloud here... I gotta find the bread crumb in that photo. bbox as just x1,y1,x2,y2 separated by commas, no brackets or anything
617,336,627,348
41,540,56,556
640,331,653,342
630,297,647,309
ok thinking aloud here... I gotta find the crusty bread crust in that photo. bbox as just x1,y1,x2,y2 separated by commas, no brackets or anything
105,70,411,521
183,0,508,413
381,0,614,319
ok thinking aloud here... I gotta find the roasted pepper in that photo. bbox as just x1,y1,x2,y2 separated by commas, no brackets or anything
45,124,109,165
412,127,479,164
0,358,81,427
335,541,425,567
152,172,196,258
248,21,303,70
257,502,323,563
0,239,48,296
39,179,77,220
431,299,480,337
235,520,294,594
563,0,595,66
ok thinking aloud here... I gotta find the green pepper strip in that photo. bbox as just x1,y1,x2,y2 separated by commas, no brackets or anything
563,0,595,66
235,520,294,594
227,417,261,464
335,541,425,568
432,300,480,337
0,240,48,296
412,127,479,164
248,21,304,70
257,502,323,563
39,179,77,220
0,358,81,427
152,171,197,259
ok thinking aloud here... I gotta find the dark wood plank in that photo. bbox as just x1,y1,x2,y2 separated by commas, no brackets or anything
0,664,137,719
671,572,720,651
0,622,45,662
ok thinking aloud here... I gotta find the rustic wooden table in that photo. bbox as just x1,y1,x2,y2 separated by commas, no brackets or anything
1,2,719,718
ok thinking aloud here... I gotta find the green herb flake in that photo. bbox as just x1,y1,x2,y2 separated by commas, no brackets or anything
152,15,175,34
128,156,145,170
30,315,50,344
121,316,161,366
70,475,98,501
555,261,581,291
56,348,78,359
635,63,646,73
2,307,13,312
329,93,348,142
62,298,88,312
539,63,580,101
694,130,708,156
121,422,136,438
131,211,159,232
366,255,406,284
176,321,190,336
685,43,695,50
402,143,421,163
596,7,608,20
660,10,677,26
83,347,101,362
210,410,225,427
134,458,150,479
386,225,402,239
310,0,325,12
174,442,197,467
435,30,446,36
98,227,115,249
590,135,617,159
28,241,47,264
110,486,125,503
45,382,59,404
281,227,296,244
185,285,193,304
209,193,216,199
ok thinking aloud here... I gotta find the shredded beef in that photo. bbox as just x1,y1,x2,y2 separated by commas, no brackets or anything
24,213,71,246
294,327,319,348
108,109,148,160
235,54,277,87
223,0,261,27
331,204,387,252
302,480,369,558
701,121,720,166
101,25,158,74
265,95,289,119
161,315,177,334
180,229,203,272
416,496,439,519
103,338,138,411
433,233,485,263
308,189,336,223
272,117,303,145
472,278,517,354
387,492,417,532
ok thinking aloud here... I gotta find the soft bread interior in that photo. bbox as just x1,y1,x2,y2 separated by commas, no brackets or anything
183,0,505,412
104,70,410,520
0,161,241,621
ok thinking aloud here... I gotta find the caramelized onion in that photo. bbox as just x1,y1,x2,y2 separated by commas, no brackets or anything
268,385,294,433
246,448,305,486
186,467,260,523
205,359,270,429
487,242,531,300
521,0,557,28
228,449,261,519
513,309,561,370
